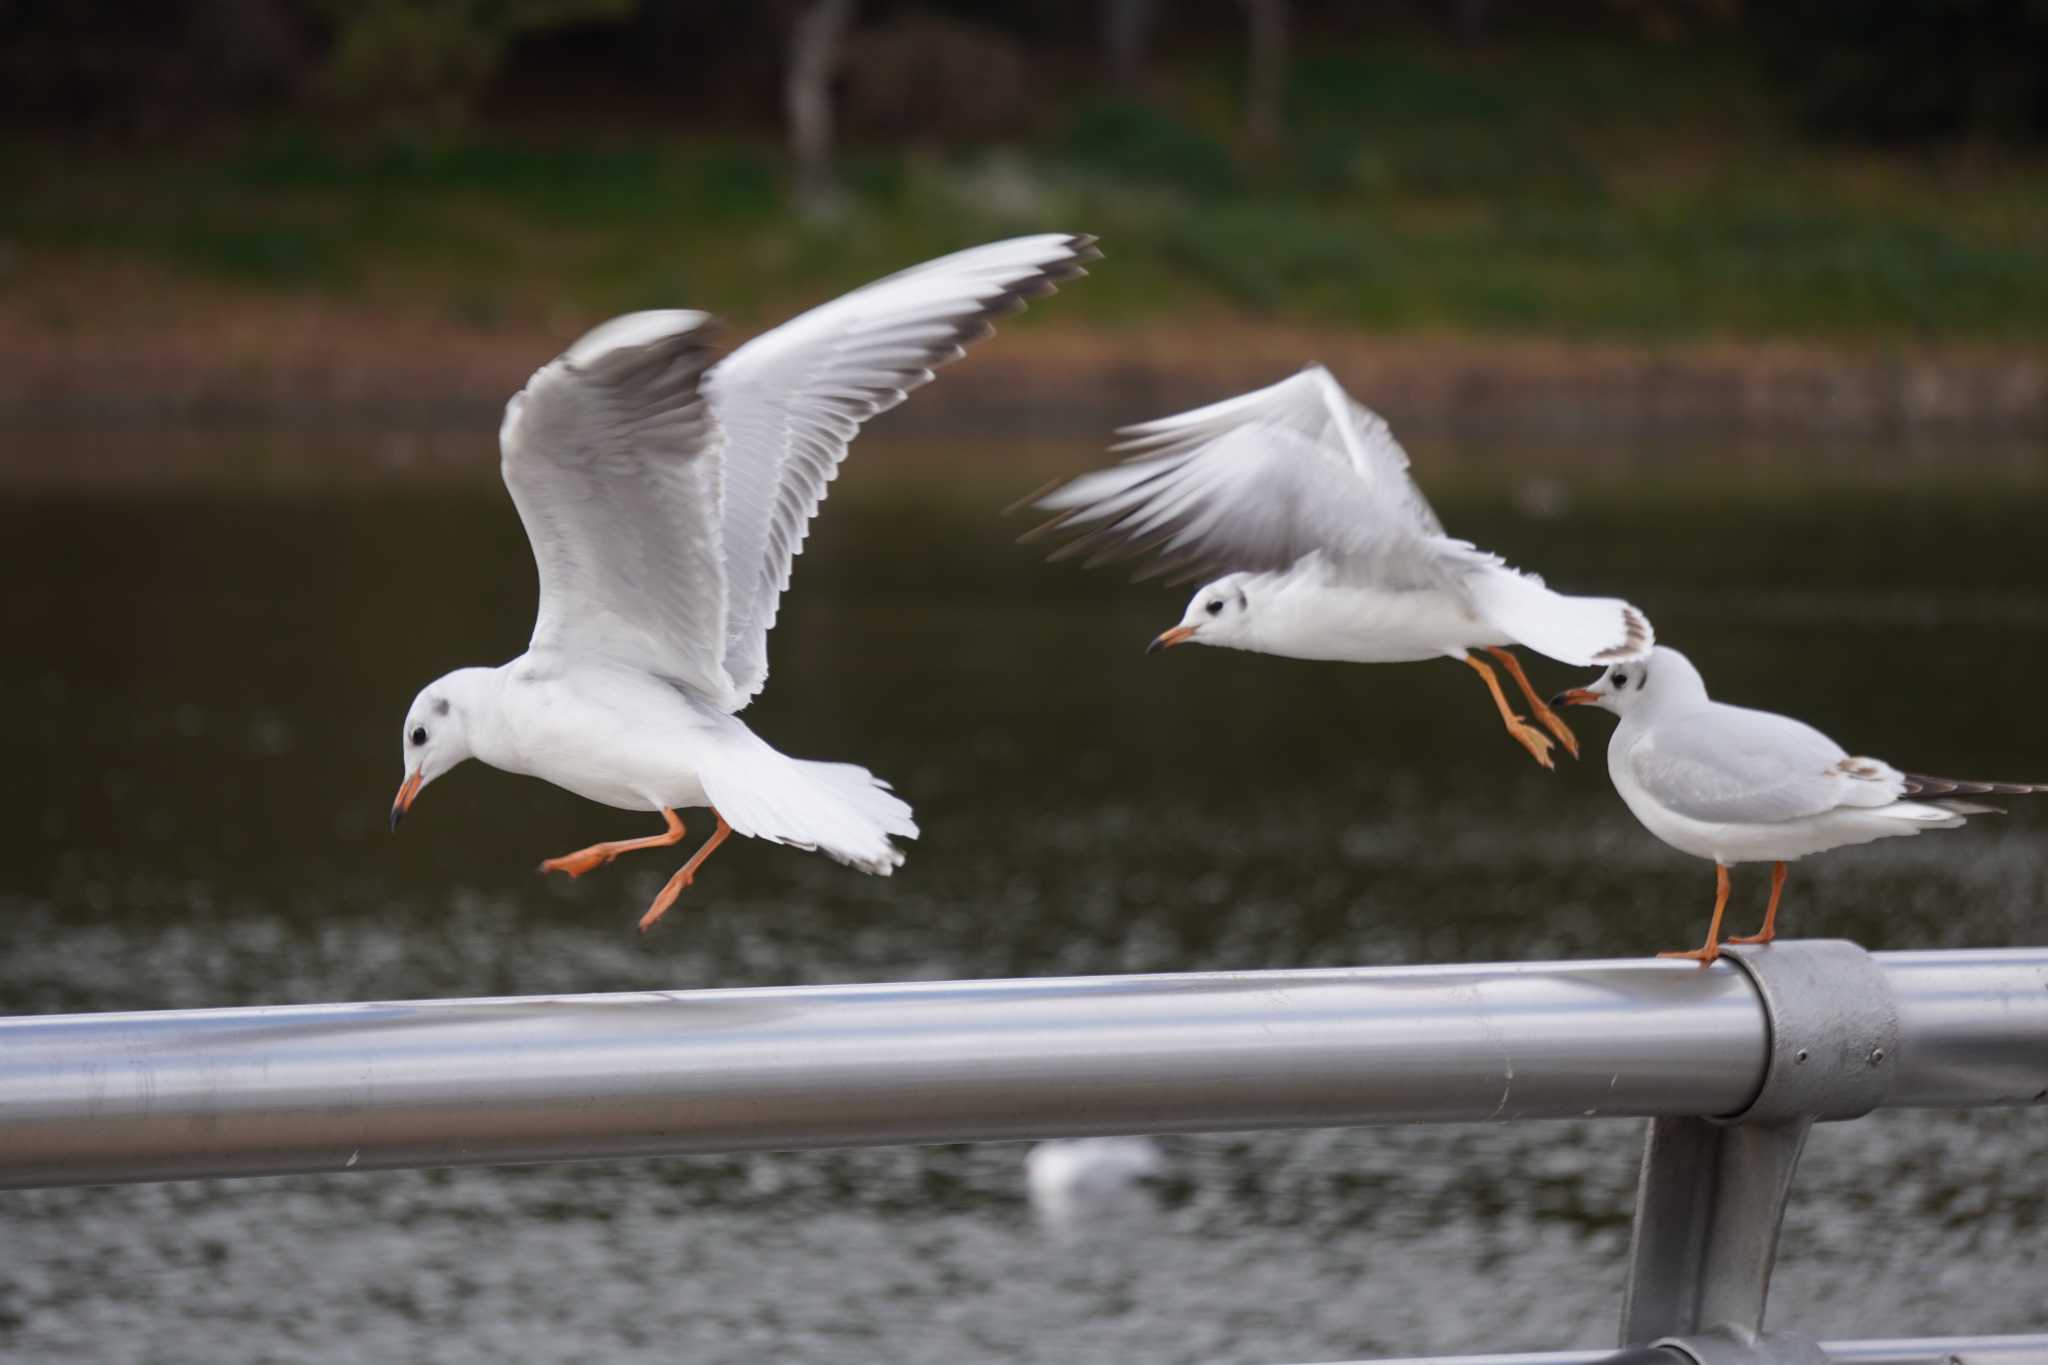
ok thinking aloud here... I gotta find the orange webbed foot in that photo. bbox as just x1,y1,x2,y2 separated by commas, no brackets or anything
1485,648,1580,760
1506,717,1557,770
537,809,687,881
1532,705,1581,760
637,874,693,933
1465,653,1556,770
1660,865,1732,965
539,847,612,879
636,814,734,935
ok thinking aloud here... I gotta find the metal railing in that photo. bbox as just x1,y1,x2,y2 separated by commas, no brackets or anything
2,940,2044,1365
1307,1341,2048,1365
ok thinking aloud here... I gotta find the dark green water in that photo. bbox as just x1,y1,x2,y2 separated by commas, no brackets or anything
1,433,2044,1363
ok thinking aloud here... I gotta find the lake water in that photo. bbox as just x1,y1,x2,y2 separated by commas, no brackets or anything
1,429,2044,1363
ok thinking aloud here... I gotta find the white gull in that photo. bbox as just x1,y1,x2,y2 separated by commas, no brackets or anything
1023,365,1652,767
1555,644,2046,961
391,234,1098,930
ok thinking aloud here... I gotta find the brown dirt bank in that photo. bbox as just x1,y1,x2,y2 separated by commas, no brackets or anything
3,257,2044,442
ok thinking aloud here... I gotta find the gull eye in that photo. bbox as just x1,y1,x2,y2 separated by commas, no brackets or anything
1206,599,1224,616
1611,673,1629,689
410,726,428,746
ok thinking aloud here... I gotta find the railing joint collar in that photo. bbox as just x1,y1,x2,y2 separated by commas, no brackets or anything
1720,940,1899,1126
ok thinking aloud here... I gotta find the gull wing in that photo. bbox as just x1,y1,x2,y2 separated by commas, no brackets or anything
500,309,740,704
1624,704,1905,824
1022,365,1451,587
707,233,1099,709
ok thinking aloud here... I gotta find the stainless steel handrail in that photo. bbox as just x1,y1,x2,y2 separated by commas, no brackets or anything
1303,1335,2048,1365
2,945,2043,1189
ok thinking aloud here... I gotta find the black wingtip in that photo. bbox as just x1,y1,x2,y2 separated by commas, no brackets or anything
1592,606,1654,663
1902,773,2048,798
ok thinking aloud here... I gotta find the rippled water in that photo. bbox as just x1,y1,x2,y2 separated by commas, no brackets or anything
1,431,2044,1363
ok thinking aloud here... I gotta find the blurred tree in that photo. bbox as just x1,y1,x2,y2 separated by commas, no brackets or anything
841,12,1030,144
1755,0,2048,144
784,0,854,220
0,0,312,132
1241,0,1290,144
1101,0,1155,92
1604,0,1738,45
311,0,638,135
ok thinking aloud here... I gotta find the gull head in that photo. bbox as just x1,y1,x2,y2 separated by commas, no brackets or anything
391,670,487,830
1551,645,1706,718
1149,573,1255,654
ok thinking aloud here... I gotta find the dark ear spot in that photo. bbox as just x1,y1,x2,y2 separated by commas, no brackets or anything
433,698,450,716
1235,589,1248,610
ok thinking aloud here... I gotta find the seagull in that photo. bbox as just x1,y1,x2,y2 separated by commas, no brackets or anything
1021,366,1652,768
390,234,1098,930
1554,644,2046,962
1024,1136,1166,1238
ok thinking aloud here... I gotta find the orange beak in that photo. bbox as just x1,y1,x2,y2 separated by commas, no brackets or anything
1551,688,1601,707
1147,625,1197,654
390,769,424,831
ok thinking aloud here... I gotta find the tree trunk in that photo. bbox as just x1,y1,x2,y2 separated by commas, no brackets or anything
1101,0,1155,92
1241,0,1289,145
786,0,854,221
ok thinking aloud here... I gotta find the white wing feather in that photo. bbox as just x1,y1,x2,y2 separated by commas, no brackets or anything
1025,365,1451,587
1627,705,1907,824
707,233,1099,707
501,309,738,702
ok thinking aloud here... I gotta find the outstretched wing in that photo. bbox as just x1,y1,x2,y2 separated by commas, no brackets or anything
1022,365,1450,587
500,309,739,703
1624,705,1906,824
708,233,1099,708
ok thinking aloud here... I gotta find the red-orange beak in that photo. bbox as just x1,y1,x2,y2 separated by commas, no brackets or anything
1551,687,1601,707
390,769,424,831
1147,625,1197,654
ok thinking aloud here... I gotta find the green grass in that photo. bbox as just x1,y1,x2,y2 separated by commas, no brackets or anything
5,37,2045,340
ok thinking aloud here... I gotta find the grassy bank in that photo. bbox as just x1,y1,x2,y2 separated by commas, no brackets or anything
5,37,2046,347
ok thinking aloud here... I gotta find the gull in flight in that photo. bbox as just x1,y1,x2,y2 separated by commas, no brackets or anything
1022,366,1652,767
1555,645,2046,962
391,235,1098,930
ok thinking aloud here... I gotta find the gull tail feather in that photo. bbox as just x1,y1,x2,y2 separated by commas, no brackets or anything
1901,773,2048,800
1879,800,1981,827
700,749,918,876
1467,565,1653,667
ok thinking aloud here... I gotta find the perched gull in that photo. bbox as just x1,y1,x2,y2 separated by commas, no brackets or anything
1022,366,1652,767
1555,645,2046,962
391,235,1098,930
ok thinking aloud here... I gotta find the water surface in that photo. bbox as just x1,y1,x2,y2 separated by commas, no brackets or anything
1,430,2044,1363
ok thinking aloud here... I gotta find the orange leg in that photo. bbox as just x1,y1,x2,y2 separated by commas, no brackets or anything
639,812,735,933
1660,863,1731,964
1485,646,1580,760
539,808,686,878
1726,861,1788,946
1462,653,1556,770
